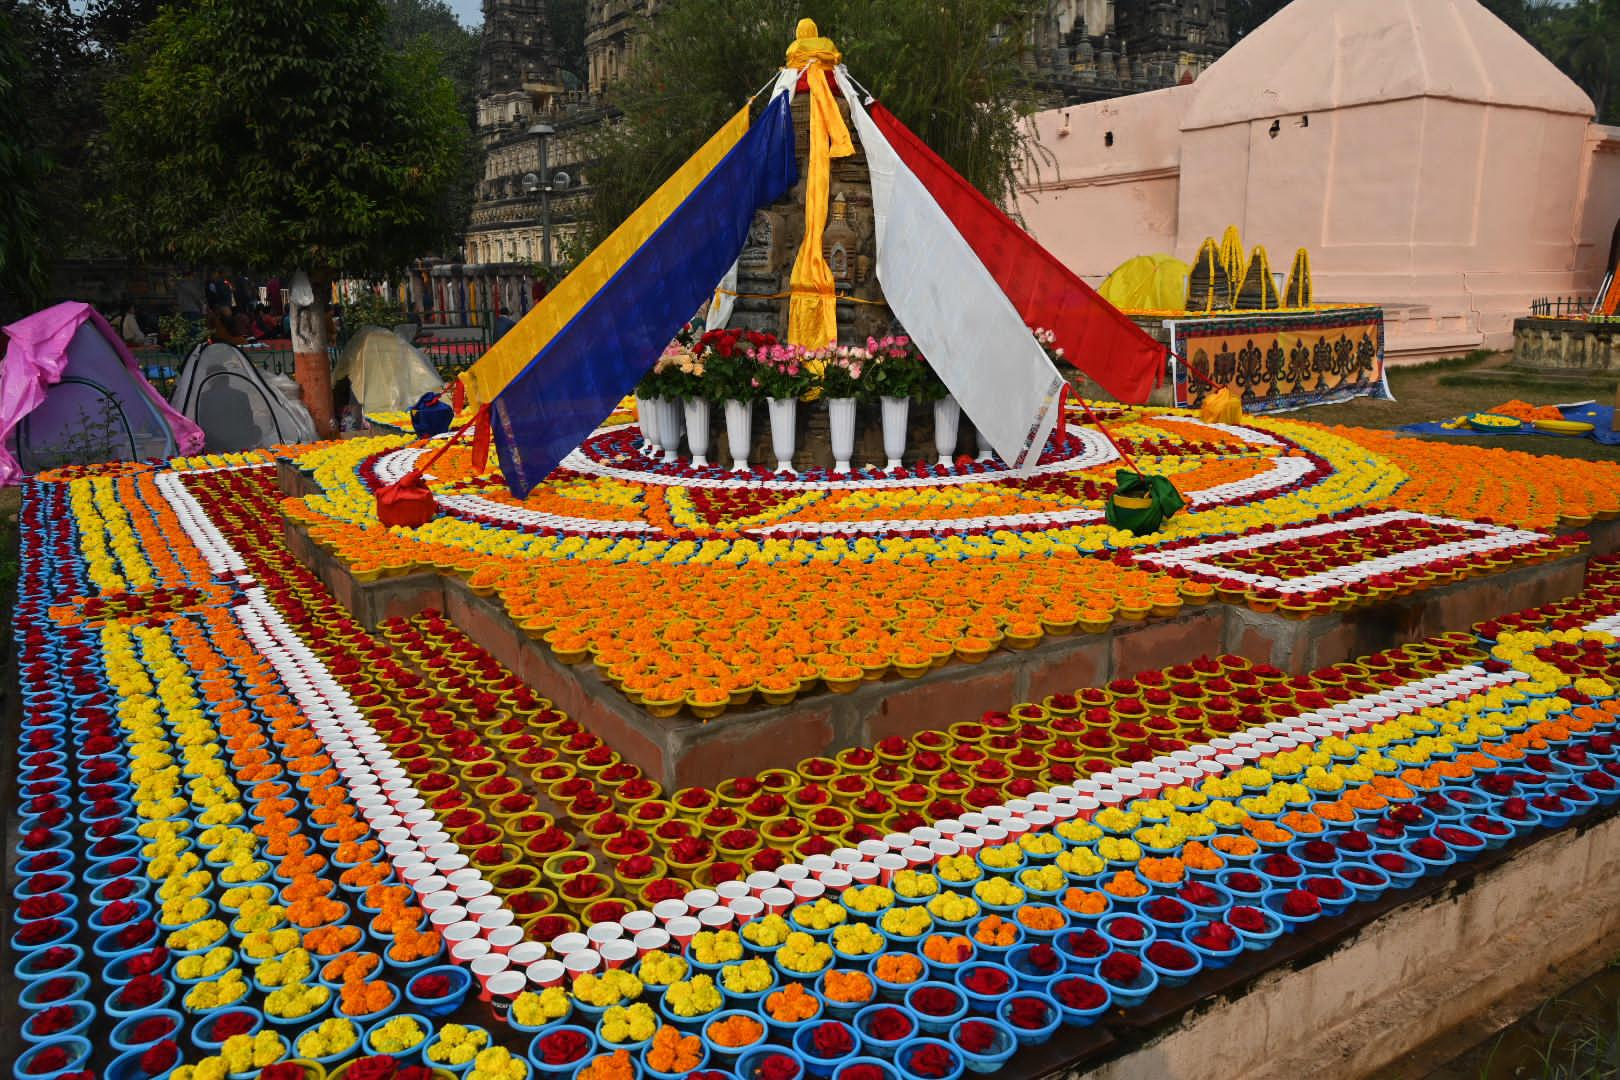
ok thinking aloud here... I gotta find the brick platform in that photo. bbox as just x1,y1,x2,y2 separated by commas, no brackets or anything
279,456,1612,787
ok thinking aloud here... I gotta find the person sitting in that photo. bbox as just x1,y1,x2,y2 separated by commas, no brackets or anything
250,304,279,338
206,305,247,346
117,300,150,346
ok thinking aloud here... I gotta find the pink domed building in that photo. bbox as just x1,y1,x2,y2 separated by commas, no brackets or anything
1018,0,1620,359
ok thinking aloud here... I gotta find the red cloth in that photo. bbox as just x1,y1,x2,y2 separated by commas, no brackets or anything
869,102,1164,404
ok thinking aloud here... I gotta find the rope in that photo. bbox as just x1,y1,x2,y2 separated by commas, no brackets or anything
712,287,890,306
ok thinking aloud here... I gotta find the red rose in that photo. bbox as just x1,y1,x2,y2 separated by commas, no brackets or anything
1099,952,1143,984
1339,866,1382,887
1305,876,1347,900
131,1014,177,1044
670,837,712,864
208,1011,258,1039
1106,916,1147,942
756,1054,801,1080
1191,921,1237,951
1146,941,1195,971
31,1005,81,1035
140,1040,180,1077
955,1018,1001,1054
1373,853,1414,874
865,1006,913,1043
810,1021,855,1058
1026,943,1060,974
529,916,574,942
962,967,1011,996
678,788,714,808
1063,929,1109,958
1336,830,1372,853
1007,996,1051,1030
1280,889,1320,918
707,861,744,884
1177,882,1218,907
643,879,687,904
1410,837,1448,861
1435,826,1482,848
621,854,656,879
119,974,166,1009
750,848,786,873
537,1030,590,1066
910,986,961,1016
1053,977,1107,1011
1261,854,1302,879
905,1042,957,1079
341,1056,397,1080
797,837,835,857
35,947,77,974
1144,897,1188,923
411,974,450,999
1224,871,1264,895
24,1048,70,1075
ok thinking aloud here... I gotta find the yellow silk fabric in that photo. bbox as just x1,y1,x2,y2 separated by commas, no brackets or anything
457,106,754,407
785,33,852,350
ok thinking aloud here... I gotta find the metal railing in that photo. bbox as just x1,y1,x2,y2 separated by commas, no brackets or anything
135,312,506,400
1530,295,1598,318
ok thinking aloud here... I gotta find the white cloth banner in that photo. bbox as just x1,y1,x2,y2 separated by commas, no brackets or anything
706,260,739,332
835,68,1064,471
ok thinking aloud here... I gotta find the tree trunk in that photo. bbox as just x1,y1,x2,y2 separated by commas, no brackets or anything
291,267,338,438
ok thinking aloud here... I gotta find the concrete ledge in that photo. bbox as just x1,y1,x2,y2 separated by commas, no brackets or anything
1014,804,1620,1080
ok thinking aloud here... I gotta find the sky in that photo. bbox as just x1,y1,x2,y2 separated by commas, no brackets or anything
447,0,482,28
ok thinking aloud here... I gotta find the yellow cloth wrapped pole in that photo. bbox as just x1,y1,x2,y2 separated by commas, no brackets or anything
785,20,853,349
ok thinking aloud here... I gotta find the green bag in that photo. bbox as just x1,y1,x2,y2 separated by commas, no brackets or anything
1104,470,1185,535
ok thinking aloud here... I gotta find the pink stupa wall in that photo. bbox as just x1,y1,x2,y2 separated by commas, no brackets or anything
1017,0,1620,359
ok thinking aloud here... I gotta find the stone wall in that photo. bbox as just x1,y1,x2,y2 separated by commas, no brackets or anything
1513,317,1620,372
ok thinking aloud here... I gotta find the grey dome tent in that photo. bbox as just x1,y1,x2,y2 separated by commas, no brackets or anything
172,342,317,451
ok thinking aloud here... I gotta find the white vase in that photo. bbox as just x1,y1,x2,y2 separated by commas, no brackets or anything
724,399,752,472
973,421,995,463
635,395,661,456
933,396,961,466
880,396,910,471
828,397,857,474
659,398,684,464
683,398,711,468
768,397,798,473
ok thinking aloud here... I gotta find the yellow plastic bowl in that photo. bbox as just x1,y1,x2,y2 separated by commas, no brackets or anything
1533,418,1595,435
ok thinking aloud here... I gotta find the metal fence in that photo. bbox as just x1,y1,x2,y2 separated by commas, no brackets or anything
1529,295,1598,318
136,313,504,401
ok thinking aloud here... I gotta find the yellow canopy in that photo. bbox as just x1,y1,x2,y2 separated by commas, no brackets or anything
1097,254,1191,312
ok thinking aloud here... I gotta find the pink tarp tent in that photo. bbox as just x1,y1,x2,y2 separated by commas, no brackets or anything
0,302,204,484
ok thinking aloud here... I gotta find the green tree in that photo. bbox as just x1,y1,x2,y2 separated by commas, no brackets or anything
99,0,470,435
0,8,50,316
584,0,1046,243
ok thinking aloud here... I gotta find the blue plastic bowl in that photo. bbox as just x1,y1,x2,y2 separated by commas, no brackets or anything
16,952,86,989
17,1036,93,1080
362,1011,430,1065
834,1056,901,1080
110,1007,185,1054
1047,976,1112,1026
951,963,1014,1017
793,1019,859,1078
1261,888,1325,931
526,1025,598,1077
904,981,968,1036
1099,914,1157,953
853,1002,917,1059
1140,940,1204,987
406,963,473,1018
1226,904,1286,951
1180,921,1244,969
894,1037,965,1080
947,1016,1018,1073
1003,943,1066,994
191,1007,266,1056
735,1046,805,1080
107,976,176,1019
22,997,94,1043
700,1008,769,1063
106,1044,176,1080
1097,961,1160,1008
962,916,1022,960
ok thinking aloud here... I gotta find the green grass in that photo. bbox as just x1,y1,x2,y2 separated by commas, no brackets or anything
1303,350,1620,462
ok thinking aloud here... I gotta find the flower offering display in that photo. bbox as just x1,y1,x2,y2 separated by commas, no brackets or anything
278,397,1615,718
13,413,1620,1080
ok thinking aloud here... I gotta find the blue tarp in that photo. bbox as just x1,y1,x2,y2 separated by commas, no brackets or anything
1396,402,1620,446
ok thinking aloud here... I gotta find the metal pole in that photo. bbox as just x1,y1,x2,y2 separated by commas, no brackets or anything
539,132,553,270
